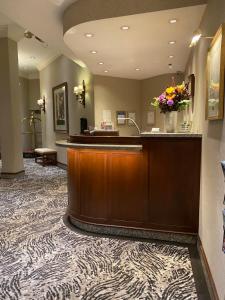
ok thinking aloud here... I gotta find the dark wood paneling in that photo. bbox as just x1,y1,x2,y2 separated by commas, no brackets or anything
108,152,147,225
148,140,201,232
78,150,108,221
67,137,202,234
67,149,80,214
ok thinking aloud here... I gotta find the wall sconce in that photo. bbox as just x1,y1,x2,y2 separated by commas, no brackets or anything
189,29,213,47
74,80,86,107
37,96,46,113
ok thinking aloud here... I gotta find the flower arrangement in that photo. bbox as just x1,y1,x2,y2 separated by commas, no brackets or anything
151,82,191,113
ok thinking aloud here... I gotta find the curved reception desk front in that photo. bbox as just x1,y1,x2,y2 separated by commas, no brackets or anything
57,133,202,238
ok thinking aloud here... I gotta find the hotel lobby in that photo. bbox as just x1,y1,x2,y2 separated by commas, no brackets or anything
0,0,224,299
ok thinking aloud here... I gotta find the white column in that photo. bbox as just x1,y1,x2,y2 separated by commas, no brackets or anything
0,37,24,175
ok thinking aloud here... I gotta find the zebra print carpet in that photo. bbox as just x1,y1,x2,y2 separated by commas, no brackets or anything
0,159,198,299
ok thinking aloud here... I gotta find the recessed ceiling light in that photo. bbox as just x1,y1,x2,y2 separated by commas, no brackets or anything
120,25,130,30
169,55,174,58
135,68,141,71
85,33,94,38
169,19,177,24
98,62,104,65
168,41,176,45
90,50,97,54
104,70,109,73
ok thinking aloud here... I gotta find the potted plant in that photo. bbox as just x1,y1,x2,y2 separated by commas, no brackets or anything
151,83,191,133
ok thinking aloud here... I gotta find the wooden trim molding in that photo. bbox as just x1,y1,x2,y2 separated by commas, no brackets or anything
197,238,219,300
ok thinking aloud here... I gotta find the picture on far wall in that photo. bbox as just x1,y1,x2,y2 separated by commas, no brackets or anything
206,24,225,120
116,111,126,125
52,82,69,132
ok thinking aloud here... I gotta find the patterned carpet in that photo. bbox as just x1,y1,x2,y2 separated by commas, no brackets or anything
0,159,198,300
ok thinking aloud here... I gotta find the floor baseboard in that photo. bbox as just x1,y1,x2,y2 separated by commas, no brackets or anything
57,162,67,170
1,170,25,179
197,237,219,300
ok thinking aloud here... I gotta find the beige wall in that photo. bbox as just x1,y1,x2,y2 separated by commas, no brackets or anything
40,55,94,164
28,79,40,110
94,73,184,135
94,75,142,136
19,77,30,151
19,77,41,150
185,0,225,298
141,73,184,131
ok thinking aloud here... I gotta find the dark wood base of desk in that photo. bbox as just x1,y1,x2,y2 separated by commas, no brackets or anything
67,136,201,235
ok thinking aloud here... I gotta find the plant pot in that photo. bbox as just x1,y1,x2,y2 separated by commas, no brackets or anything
164,111,178,133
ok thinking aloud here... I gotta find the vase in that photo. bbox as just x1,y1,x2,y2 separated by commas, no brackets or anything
164,111,178,133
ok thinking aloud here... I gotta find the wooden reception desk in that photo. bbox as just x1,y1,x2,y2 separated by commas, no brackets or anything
57,133,202,236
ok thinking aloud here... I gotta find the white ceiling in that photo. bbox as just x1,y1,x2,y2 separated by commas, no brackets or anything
0,11,60,76
64,5,206,79
18,38,60,76
0,0,84,72
0,1,206,80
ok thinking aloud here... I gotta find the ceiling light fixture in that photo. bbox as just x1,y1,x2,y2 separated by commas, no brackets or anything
104,70,109,73
135,68,141,71
85,33,94,38
169,55,174,58
90,50,97,54
98,62,104,65
169,19,177,24
120,25,130,30
169,41,176,45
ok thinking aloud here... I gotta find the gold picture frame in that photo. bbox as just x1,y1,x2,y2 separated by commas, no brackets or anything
206,24,225,120
52,82,69,132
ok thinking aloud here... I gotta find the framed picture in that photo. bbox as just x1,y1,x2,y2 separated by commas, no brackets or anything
206,24,225,120
127,112,136,126
116,111,126,125
52,82,69,132
188,74,195,112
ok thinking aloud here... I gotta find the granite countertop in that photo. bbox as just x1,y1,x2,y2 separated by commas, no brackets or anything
140,132,202,138
56,140,143,151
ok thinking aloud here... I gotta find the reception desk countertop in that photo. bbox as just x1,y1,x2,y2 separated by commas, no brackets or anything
56,140,143,151
140,132,202,138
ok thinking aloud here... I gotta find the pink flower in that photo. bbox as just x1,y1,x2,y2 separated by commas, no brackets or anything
159,93,165,102
167,99,174,106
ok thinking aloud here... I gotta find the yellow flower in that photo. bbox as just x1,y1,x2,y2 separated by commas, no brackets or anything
166,87,175,94
177,83,185,93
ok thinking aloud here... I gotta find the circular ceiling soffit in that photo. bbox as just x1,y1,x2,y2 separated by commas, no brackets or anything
63,0,206,34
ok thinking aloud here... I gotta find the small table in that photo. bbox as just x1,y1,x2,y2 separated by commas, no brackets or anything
34,148,57,166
